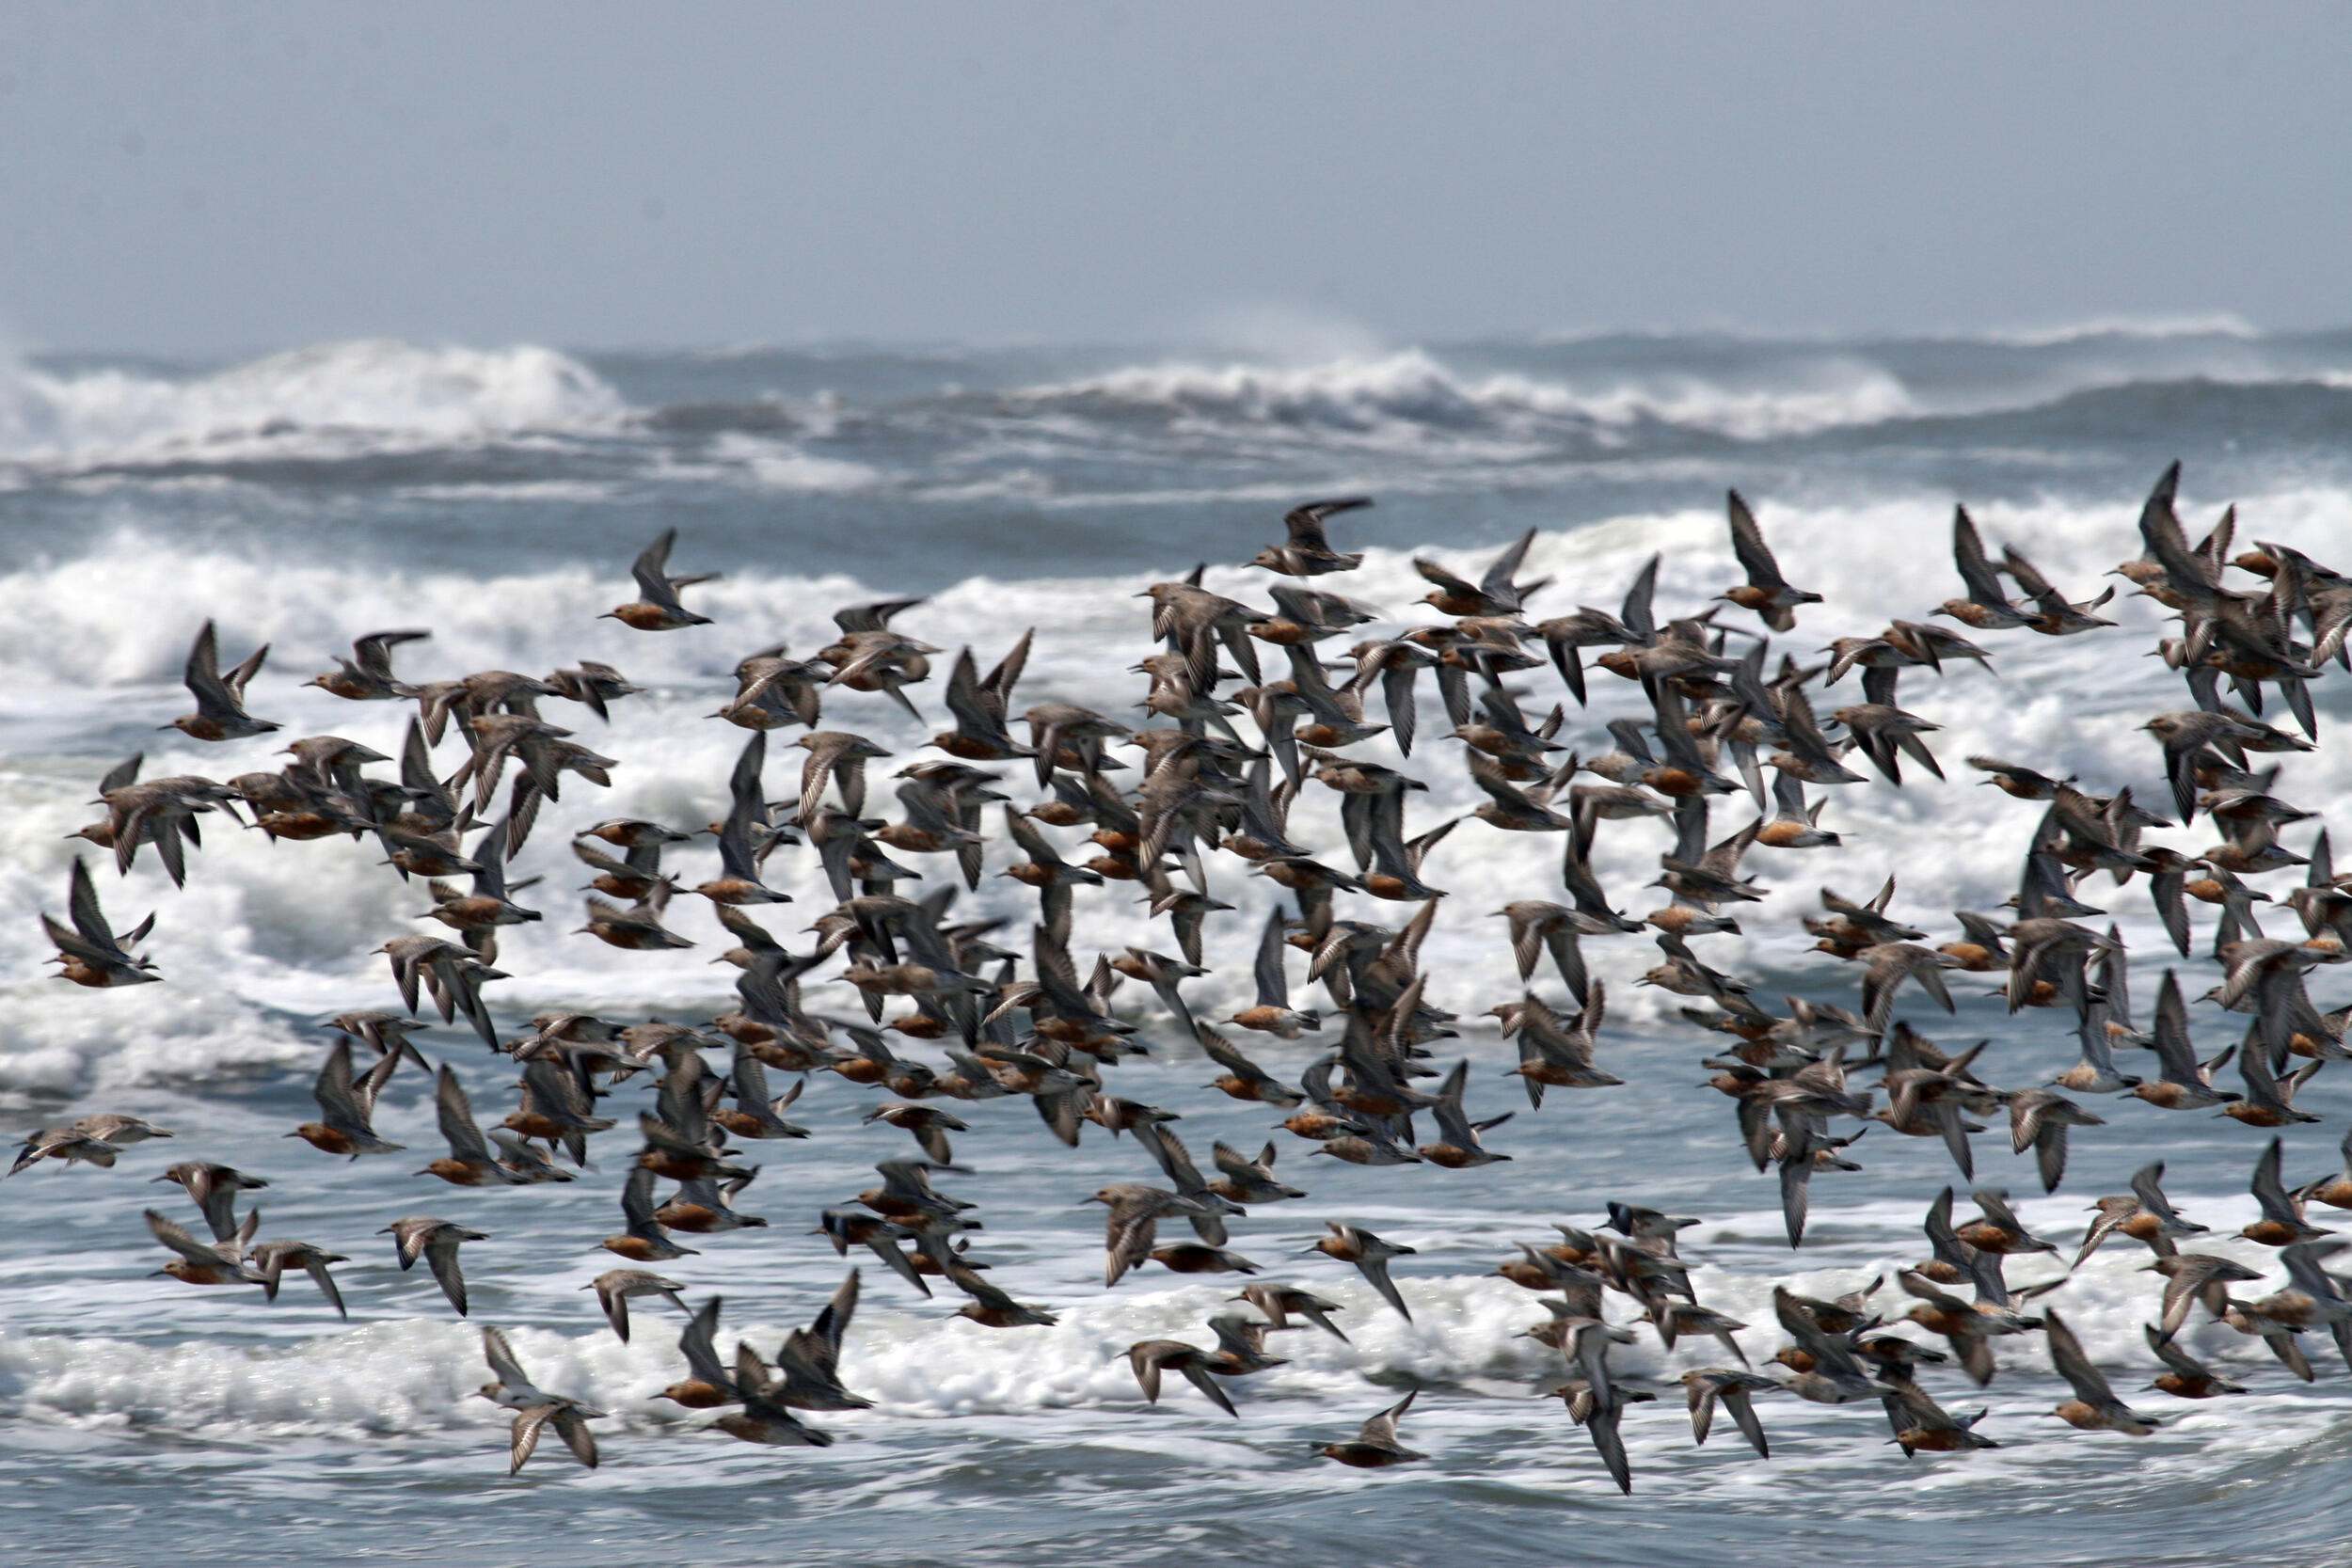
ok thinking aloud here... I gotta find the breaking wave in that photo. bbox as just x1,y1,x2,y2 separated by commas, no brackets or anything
0,339,628,469
1006,349,1918,442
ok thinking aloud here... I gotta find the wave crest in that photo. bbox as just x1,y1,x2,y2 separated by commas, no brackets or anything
1009,348,1915,442
0,339,628,468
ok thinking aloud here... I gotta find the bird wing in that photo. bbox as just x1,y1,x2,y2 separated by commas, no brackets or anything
67,859,120,952
1103,1196,1161,1287
1284,498,1371,550
1412,557,1478,597
2250,1136,2297,1225
2128,1162,2176,1220
426,1234,470,1315
1725,492,1786,589
1586,1399,1632,1494
183,620,238,714
1619,554,1661,642
2149,973,2202,1082
1356,1254,1412,1321
1358,1388,1415,1446
629,529,681,604
509,1405,553,1473
1479,528,1537,600
304,1254,348,1319
312,1040,370,1127
2000,546,2060,605
798,1268,860,1371
436,1067,494,1163
353,628,430,678
482,1325,532,1388
1950,507,2008,603
551,1408,599,1468
680,1296,727,1384
2144,1323,2204,1378
2044,1310,2116,1404
943,650,1002,740
144,1209,226,1268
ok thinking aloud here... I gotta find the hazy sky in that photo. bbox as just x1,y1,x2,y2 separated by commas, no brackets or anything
7,2,2346,355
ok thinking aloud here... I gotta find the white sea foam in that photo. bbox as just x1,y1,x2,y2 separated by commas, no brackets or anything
708,433,884,492
1011,348,1919,442
0,340,628,469
1533,314,2269,350
1971,312,2265,348
397,481,624,504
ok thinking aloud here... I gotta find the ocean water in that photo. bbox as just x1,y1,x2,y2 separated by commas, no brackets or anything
4,324,2352,1567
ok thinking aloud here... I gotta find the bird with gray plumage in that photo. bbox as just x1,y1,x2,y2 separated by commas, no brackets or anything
2004,1089,2104,1194
479,1326,603,1472
1681,1368,1776,1458
149,1161,265,1241
1250,497,1371,578
1126,1337,1239,1418
1233,1282,1349,1342
945,1255,1057,1329
247,1238,350,1319
1089,1182,1209,1288
384,1216,489,1316
1309,1222,1417,1322
10,1113,171,1177
585,1268,689,1343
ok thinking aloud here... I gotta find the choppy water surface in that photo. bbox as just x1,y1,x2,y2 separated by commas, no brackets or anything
5,323,2352,1567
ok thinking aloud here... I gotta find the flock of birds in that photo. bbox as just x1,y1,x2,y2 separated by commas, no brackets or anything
22,463,2352,1490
